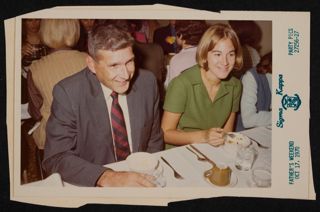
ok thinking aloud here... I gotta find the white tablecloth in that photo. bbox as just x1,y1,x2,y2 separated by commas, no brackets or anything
25,127,271,188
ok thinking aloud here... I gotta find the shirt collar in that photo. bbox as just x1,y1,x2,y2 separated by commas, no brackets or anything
100,83,129,100
189,65,234,87
100,83,113,100
189,66,236,102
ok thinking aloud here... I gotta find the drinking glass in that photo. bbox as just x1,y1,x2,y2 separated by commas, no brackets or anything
235,146,256,171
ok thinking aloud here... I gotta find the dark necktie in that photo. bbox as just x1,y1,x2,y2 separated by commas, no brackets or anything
110,91,131,161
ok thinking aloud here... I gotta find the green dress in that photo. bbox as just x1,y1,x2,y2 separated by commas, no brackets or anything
164,65,242,134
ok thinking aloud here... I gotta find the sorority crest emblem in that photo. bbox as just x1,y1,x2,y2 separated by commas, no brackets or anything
281,94,301,111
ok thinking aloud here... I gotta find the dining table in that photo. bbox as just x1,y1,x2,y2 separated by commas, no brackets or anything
25,126,271,188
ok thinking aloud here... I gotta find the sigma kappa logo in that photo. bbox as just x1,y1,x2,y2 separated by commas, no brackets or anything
281,94,301,111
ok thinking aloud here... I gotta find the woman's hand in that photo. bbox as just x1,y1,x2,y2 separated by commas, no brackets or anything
202,128,225,146
22,43,36,57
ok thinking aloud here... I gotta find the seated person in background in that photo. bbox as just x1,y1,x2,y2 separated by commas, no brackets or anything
229,21,262,79
43,24,164,187
153,20,179,55
236,52,272,131
142,20,160,43
28,19,88,151
75,19,97,53
128,20,148,43
165,20,208,87
21,19,48,182
161,24,243,147
21,19,48,103
133,42,166,106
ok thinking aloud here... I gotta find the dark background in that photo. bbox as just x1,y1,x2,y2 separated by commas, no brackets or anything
1,0,319,211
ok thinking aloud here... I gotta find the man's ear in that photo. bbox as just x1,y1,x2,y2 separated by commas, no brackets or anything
86,55,96,74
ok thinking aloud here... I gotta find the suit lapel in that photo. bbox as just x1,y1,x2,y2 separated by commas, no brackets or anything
127,83,141,152
86,69,116,162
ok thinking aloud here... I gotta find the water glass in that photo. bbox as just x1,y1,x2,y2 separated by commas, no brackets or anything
252,167,271,187
235,146,256,171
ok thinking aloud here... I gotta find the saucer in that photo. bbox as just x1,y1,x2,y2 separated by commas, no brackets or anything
204,173,238,187
246,170,271,188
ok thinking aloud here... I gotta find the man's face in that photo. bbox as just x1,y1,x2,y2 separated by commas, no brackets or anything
88,46,135,94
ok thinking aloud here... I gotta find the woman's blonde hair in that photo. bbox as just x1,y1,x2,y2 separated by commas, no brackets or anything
196,23,243,71
40,19,80,49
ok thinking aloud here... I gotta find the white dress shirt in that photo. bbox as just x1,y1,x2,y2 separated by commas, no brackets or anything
165,46,197,88
241,72,272,128
100,84,133,153
246,45,261,67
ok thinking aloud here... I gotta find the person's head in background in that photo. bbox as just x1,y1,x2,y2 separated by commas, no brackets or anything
127,20,142,32
21,19,44,58
80,19,96,33
22,19,41,41
101,20,130,32
196,23,243,80
40,19,80,51
257,51,272,74
127,20,148,43
175,20,208,49
228,20,262,53
169,20,176,27
86,24,135,94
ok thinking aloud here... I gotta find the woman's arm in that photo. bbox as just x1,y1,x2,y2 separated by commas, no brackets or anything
161,111,224,146
223,112,236,132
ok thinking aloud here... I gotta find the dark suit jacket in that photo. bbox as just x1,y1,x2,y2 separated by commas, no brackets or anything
133,42,166,103
153,24,177,55
43,68,164,186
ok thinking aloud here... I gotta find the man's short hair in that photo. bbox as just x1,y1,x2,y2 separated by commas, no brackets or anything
196,23,243,71
88,24,134,59
40,19,80,49
257,51,272,74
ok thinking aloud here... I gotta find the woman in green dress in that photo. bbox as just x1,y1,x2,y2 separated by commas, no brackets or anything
161,24,243,147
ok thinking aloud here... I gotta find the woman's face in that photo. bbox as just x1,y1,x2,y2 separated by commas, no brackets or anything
25,19,41,34
206,38,236,80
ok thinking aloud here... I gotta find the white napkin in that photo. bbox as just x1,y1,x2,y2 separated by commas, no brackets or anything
241,127,272,148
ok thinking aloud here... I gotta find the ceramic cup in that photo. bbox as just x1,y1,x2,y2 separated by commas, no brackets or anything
204,163,232,186
126,152,166,187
